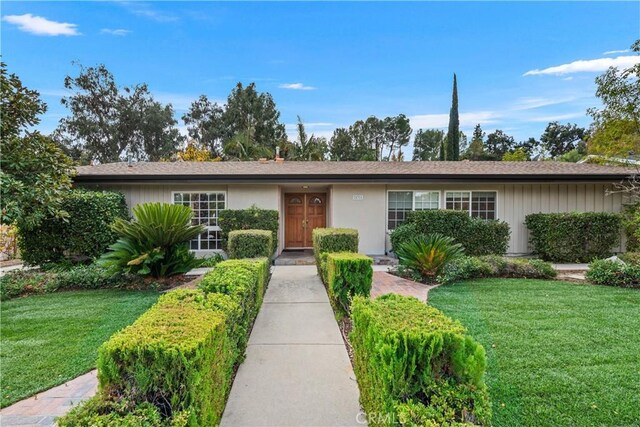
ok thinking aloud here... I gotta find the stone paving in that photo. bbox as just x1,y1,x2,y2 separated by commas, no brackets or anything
0,370,98,427
370,271,435,302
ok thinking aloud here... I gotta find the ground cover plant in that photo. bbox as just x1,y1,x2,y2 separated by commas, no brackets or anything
437,255,556,285
429,279,640,426
586,259,640,288
0,289,159,407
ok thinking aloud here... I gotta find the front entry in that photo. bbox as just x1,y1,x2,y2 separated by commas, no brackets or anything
285,193,326,248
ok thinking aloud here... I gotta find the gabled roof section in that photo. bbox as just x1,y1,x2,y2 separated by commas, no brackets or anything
74,161,635,183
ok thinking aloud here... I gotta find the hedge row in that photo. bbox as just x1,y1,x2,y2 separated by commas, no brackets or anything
60,258,270,426
623,204,640,252
326,252,373,314
438,255,557,285
586,259,640,288
525,212,622,262
219,206,279,254
311,227,359,276
390,210,510,257
351,294,491,426
228,229,273,259
19,189,129,265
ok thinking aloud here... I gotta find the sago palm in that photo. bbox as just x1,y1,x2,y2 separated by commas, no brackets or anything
395,234,465,279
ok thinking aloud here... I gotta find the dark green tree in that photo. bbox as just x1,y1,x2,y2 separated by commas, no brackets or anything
291,116,328,160
413,129,444,160
540,122,587,158
485,130,515,160
56,64,183,163
445,73,460,160
329,128,357,160
384,114,412,161
0,62,75,229
182,95,225,157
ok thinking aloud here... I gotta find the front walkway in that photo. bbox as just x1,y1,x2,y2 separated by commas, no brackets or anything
221,265,361,426
0,370,97,426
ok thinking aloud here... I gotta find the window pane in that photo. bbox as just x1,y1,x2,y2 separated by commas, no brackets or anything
415,191,439,210
471,191,496,220
387,191,413,230
445,191,471,212
173,192,226,250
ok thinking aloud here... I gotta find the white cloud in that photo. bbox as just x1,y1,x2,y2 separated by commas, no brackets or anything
2,14,80,36
512,96,575,111
524,55,640,76
409,111,500,130
118,1,178,22
279,83,316,91
528,112,584,122
101,28,131,36
603,49,629,55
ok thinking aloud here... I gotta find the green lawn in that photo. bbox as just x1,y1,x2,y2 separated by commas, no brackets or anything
429,279,640,427
1,289,159,407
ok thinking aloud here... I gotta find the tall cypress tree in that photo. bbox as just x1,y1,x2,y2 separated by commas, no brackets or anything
445,73,460,160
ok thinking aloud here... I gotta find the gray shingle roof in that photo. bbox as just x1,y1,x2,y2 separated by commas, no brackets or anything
75,160,634,182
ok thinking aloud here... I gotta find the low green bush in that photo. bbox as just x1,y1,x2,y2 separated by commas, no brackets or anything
227,230,273,259
97,296,231,426
525,212,622,262
326,252,373,313
350,294,491,426
623,203,640,252
620,252,640,265
438,256,557,285
312,228,359,275
0,264,128,301
19,189,128,265
395,234,464,280
390,210,510,257
200,253,224,268
199,258,270,354
219,206,279,253
586,259,640,288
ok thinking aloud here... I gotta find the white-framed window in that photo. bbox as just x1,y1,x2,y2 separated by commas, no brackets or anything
445,191,497,220
387,191,440,230
173,192,226,250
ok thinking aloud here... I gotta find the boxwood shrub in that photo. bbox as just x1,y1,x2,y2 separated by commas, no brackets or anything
437,256,557,285
97,296,231,426
586,259,640,288
525,212,622,262
227,229,273,259
311,228,359,275
390,210,510,257
350,294,491,426
219,206,279,253
326,252,373,314
19,189,128,265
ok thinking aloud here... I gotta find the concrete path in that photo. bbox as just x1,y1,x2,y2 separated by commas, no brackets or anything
221,266,362,427
0,370,97,426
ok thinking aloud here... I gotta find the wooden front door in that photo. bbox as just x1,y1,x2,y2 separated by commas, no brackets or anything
285,193,326,248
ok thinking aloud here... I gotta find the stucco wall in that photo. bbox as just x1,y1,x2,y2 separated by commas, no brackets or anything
330,184,387,255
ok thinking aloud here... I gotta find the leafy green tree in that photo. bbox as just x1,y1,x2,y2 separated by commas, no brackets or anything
502,148,529,161
485,130,515,160
222,82,286,156
515,137,540,159
349,117,382,160
587,39,640,157
384,114,412,161
540,122,587,158
223,124,272,161
290,116,328,160
56,64,183,163
413,129,444,160
445,73,460,160
0,62,75,229
464,124,486,160
182,95,224,157
329,128,358,160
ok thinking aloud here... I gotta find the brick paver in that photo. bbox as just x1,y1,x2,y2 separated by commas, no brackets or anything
371,271,436,302
0,370,98,426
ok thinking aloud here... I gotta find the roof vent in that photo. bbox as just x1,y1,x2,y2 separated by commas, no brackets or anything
127,152,133,168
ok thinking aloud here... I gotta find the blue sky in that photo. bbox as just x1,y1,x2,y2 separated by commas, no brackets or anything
3,1,639,145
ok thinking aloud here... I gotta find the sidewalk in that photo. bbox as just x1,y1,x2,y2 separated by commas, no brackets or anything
221,265,362,426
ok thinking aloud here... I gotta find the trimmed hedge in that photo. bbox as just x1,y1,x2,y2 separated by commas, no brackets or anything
623,204,640,252
228,230,273,259
312,228,359,275
351,294,491,426
525,212,622,262
97,296,231,426
586,259,640,288
19,189,128,265
390,210,510,257
219,206,279,254
326,252,373,313
60,258,270,425
438,256,557,285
